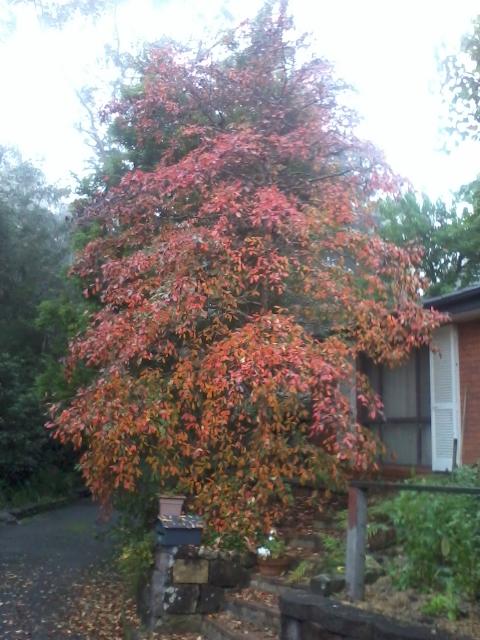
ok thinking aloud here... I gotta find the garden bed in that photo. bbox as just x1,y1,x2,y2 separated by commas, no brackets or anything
275,473,480,639
348,575,480,640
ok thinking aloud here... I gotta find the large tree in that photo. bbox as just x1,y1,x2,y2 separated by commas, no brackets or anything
52,3,440,538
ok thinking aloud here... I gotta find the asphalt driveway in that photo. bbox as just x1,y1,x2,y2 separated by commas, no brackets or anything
0,499,113,639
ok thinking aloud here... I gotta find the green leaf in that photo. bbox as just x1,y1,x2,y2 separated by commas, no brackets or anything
441,536,451,558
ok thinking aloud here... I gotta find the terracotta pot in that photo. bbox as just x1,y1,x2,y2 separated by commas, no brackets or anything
257,555,291,577
158,494,186,517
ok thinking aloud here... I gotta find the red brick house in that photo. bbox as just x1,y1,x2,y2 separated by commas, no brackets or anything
360,284,480,473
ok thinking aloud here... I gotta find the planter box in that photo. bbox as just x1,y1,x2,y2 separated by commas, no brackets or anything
257,556,291,577
159,494,186,517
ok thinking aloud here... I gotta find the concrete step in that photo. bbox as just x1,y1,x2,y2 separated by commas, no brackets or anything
286,533,323,551
249,574,309,596
249,575,285,596
202,611,277,639
225,596,280,632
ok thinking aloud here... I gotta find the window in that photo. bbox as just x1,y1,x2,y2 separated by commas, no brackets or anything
360,347,431,467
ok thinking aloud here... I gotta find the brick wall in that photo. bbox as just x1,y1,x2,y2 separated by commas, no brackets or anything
458,321,480,465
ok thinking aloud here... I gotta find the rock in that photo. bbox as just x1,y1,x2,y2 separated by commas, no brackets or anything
197,585,225,613
149,568,170,621
0,510,18,525
368,527,396,551
209,558,250,588
155,613,202,633
366,555,382,570
163,585,199,614
310,573,345,596
174,545,200,560
238,550,257,569
365,568,383,585
198,545,219,560
365,555,384,585
172,558,208,584
288,535,321,551
154,548,176,572
281,617,302,640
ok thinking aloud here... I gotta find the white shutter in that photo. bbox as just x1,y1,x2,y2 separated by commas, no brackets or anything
430,325,460,471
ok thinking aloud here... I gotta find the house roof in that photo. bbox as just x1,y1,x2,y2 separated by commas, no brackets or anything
423,283,480,317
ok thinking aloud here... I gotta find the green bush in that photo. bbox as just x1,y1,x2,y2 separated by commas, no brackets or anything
116,528,155,595
202,529,249,552
384,467,480,598
0,467,81,508
110,478,159,595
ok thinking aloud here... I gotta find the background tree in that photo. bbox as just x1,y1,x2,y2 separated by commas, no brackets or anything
0,147,71,485
379,15,480,297
0,148,67,348
52,3,441,539
378,191,480,296
443,15,480,142
6,0,119,27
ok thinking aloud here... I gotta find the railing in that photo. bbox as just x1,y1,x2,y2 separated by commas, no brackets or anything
345,479,480,601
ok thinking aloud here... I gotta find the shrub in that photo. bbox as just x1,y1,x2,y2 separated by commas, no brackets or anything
116,529,155,595
385,466,480,599
110,478,159,594
0,467,80,508
286,559,318,584
421,587,460,621
318,532,344,572
202,529,249,552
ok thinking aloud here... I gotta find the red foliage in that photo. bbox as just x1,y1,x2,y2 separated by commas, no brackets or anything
52,4,441,538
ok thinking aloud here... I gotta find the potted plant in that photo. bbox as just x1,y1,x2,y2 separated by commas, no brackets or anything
256,530,290,577
158,480,186,517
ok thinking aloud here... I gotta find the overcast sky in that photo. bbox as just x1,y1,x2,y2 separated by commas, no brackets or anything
0,0,479,200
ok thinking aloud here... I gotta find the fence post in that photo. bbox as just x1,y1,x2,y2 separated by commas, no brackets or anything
452,438,458,470
345,484,368,601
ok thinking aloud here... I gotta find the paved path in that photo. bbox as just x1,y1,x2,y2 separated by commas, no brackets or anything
0,499,113,639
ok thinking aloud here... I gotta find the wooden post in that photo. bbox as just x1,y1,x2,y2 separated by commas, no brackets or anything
345,485,368,601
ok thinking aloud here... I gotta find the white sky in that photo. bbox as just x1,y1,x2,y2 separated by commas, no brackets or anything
0,0,479,200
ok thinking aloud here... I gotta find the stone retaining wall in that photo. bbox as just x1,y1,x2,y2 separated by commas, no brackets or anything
139,544,254,632
279,588,469,640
